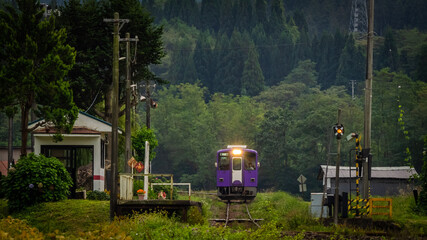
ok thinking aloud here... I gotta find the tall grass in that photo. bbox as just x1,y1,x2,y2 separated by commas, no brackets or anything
0,192,426,239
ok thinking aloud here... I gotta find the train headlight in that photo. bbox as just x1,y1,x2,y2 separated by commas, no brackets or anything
232,149,242,155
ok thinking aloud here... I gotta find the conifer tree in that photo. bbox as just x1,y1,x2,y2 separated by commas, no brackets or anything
241,41,265,96
0,0,78,155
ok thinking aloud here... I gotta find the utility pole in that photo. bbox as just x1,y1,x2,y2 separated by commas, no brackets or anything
104,12,129,220
122,32,138,173
146,80,151,129
334,109,342,225
363,0,374,199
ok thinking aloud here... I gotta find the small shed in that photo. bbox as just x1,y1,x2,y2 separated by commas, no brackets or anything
317,165,418,196
29,111,116,196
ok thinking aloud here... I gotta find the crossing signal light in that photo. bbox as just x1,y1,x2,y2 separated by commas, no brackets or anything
333,124,344,139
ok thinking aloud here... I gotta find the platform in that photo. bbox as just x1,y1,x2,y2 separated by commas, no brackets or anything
116,199,202,221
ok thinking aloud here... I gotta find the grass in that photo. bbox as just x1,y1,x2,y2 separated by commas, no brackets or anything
0,192,426,239
12,199,109,235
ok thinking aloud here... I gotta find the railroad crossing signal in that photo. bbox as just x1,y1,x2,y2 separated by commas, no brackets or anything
297,174,307,192
333,124,344,139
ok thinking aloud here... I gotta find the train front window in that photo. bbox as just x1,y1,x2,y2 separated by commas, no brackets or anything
244,152,256,170
233,157,242,170
219,156,229,170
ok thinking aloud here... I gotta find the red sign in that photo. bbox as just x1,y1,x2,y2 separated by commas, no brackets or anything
135,162,144,173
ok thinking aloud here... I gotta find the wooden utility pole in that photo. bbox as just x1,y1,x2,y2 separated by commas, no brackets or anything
104,12,129,220
145,81,151,129
122,32,138,173
363,0,374,199
334,109,342,225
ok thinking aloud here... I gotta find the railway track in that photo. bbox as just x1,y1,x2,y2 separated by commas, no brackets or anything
210,201,263,227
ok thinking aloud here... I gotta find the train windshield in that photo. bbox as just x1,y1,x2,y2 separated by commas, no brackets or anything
244,152,256,170
233,157,242,170
219,156,229,170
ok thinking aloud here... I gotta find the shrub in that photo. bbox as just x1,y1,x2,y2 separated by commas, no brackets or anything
87,190,110,200
148,177,178,200
0,171,6,199
0,216,45,239
4,153,73,212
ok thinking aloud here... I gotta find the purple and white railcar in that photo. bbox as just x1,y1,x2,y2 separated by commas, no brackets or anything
216,145,259,201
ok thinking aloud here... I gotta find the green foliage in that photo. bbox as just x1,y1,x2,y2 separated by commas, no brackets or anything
58,0,165,121
86,190,110,201
148,177,178,200
0,217,44,239
0,171,6,199
133,179,145,196
4,153,73,212
12,199,109,235
417,136,427,214
0,0,78,154
186,206,205,225
131,126,158,162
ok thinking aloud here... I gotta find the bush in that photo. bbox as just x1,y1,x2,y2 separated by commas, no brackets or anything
0,216,45,239
87,190,110,200
4,153,73,212
0,171,6,199
148,177,178,200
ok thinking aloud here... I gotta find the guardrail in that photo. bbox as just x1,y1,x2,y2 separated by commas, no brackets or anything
369,198,392,218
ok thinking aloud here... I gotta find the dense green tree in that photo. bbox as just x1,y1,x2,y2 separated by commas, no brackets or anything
267,0,287,37
284,60,317,88
217,0,233,36
416,43,427,83
200,0,220,32
241,41,265,96
233,0,254,32
417,136,427,214
257,108,290,168
132,126,158,162
168,38,197,84
254,0,267,27
377,27,399,71
193,31,214,91
164,0,198,27
293,10,311,62
371,68,419,167
151,83,217,189
335,34,365,89
0,0,78,155
58,0,165,123
214,30,249,95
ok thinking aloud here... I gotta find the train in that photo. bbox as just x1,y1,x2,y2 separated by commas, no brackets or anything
216,145,259,201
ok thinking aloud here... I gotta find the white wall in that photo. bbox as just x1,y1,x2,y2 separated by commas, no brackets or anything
33,134,104,191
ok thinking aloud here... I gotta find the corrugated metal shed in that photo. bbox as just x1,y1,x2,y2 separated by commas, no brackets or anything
318,165,418,180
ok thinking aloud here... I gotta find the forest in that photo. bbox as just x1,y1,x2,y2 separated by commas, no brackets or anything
1,0,426,195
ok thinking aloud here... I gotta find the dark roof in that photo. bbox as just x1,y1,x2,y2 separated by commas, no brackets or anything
318,165,418,180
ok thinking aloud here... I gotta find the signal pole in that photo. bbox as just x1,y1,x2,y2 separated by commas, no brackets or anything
104,12,129,220
334,109,342,225
363,0,374,199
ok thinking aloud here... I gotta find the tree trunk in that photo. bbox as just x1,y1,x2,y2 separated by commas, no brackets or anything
20,103,31,157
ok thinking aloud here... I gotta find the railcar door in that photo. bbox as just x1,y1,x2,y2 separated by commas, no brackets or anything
232,157,243,184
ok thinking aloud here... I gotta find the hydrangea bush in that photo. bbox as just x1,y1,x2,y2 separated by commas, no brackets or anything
4,153,73,212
